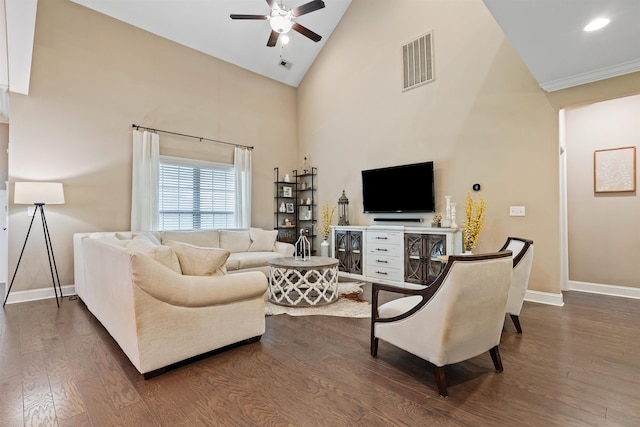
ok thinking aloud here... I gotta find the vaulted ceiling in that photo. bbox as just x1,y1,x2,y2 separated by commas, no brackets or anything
4,0,640,98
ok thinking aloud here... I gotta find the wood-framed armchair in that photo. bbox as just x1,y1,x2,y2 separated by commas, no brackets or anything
499,237,534,333
371,251,513,397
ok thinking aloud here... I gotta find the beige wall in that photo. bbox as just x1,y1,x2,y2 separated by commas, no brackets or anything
297,0,640,294
0,123,7,189
565,94,640,288
7,0,297,292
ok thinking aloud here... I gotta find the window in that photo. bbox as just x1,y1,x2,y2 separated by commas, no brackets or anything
159,156,236,230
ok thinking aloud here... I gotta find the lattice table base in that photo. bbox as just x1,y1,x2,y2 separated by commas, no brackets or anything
268,259,339,307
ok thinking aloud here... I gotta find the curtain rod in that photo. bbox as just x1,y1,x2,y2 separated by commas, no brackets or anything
132,124,254,150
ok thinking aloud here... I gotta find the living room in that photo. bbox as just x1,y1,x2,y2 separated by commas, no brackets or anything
1,0,639,425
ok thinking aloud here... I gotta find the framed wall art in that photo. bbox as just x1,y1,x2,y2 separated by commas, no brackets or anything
594,146,636,193
286,202,294,213
282,186,292,197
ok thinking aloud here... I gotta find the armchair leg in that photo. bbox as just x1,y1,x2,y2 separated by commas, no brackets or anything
434,366,448,397
489,345,504,372
510,314,522,333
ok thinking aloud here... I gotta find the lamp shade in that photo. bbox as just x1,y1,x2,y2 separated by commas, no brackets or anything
14,182,65,205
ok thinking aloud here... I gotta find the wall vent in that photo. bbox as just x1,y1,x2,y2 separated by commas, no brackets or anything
402,32,434,91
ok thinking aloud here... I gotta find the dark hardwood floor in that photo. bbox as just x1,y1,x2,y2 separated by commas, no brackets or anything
1,285,639,426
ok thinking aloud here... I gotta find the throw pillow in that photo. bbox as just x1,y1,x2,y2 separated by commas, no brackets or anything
125,236,182,273
164,240,230,276
248,228,278,252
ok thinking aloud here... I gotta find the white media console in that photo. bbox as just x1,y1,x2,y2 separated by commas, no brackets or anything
331,225,462,288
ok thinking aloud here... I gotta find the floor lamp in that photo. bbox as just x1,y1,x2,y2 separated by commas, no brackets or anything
3,182,65,307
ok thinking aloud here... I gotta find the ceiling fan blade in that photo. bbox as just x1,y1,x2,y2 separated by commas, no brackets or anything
266,0,276,9
230,14,268,20
267,30,280,47
292,22,322,42
292,0,325,17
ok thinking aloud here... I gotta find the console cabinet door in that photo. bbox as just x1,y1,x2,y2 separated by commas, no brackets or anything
404,234,425,284
404,233,446,285
335,230,363,274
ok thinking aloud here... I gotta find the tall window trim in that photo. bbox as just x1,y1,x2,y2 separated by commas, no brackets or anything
158,155,236,230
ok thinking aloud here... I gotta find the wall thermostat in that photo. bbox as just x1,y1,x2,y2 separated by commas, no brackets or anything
472,183,481,191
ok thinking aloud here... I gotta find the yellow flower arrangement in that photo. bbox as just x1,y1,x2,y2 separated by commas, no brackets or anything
316,201,337,239
463,192,486,252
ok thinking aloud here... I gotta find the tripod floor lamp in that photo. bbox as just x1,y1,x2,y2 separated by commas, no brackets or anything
3,182,65,307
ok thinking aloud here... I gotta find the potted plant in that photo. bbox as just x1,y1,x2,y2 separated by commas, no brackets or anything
316,201,337,257
463,192,486,253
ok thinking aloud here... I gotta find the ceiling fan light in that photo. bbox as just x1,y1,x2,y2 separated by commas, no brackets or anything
281,34,290,45
270,15,293,33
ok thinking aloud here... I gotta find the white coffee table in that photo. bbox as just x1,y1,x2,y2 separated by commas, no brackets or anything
268,256,339,307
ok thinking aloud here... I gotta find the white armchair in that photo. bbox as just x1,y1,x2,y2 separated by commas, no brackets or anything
371,251,513,397
499,237,534,333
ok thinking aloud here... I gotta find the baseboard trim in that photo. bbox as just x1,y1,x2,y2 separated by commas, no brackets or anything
4,284,76,305
568,280,640,300
524,290,564,307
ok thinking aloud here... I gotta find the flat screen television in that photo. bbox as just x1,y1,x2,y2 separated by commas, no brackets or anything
361,161,435,213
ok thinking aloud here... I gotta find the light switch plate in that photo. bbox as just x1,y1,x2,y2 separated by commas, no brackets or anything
509,206,525,217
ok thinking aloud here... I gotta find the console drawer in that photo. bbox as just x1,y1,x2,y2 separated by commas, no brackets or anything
366,265,404,282
367,255,404,270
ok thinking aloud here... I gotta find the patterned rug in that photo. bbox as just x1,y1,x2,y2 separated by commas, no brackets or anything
265,282,371,318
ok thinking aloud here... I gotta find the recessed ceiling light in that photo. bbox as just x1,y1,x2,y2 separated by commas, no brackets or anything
583,17,610,32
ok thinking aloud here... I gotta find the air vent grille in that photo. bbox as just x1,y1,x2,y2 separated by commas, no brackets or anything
402,32,434,91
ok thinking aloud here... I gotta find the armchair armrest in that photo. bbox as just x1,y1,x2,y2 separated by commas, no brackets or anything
130,253,268,308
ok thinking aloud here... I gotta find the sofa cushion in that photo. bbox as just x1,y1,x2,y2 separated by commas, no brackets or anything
248,228,278,252
228,251,285,270
89,233,128,247
125,236,182,273
161,230,221,248
220,230,252,253
164,240,230,276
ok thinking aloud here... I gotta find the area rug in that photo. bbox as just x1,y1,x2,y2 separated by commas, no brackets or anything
265,282,371,318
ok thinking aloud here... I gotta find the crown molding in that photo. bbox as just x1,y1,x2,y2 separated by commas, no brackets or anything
540,58,640,92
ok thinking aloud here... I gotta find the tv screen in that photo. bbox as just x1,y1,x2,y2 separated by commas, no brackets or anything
361,162,435,213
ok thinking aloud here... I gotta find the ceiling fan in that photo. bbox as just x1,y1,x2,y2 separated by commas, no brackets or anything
230,0,325,47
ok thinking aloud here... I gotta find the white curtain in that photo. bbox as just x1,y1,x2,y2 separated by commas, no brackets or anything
234,146,252,228
131,130,159,231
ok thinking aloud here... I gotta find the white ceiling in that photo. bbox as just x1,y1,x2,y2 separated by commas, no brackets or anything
4,0,640,95
70,0,352,88
483,0,640,91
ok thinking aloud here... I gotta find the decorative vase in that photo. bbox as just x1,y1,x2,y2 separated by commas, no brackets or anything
320,238,330,257
450,202,458,229
279,202,286,212
442,195,452,227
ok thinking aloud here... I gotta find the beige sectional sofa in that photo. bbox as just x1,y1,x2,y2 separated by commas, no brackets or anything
73,228,294,377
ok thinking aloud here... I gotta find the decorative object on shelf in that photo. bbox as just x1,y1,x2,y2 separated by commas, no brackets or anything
450,203,458,229
301,181,307,190
463,191,486,252
284,218,292,227
316,201,337,257
283,173,291,183
442,195,452,227
306,197,312,205
282,186,292,197
286,202,294,213
431,213,442,228
295,228,311,261
279,202,286,212
338,190,350,226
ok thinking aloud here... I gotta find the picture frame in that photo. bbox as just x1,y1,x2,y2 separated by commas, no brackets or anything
282,186,292,197
594,146,636,193
286,202,294,213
